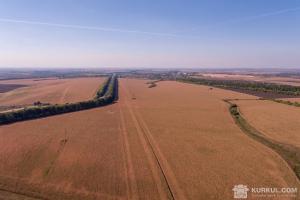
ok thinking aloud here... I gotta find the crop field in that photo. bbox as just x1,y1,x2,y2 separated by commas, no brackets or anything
0,77,104,107
198,73,300,86
232,99,300,148
0,78,298,199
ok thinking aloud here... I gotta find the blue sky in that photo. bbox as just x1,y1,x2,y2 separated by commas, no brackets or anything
0,0,299,68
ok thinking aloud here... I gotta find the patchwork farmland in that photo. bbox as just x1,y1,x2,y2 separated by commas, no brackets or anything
0,76,299,199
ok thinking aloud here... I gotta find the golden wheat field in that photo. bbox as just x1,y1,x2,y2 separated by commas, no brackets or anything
0,77,104,107
233,99,300,148
0,78,298,200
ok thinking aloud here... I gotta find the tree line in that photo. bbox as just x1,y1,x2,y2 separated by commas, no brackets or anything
0,75,118,125
273,99,300,107
178,77,300,96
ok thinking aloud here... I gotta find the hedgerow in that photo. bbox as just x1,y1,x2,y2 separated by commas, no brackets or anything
178,77,300,96
0,75,118,125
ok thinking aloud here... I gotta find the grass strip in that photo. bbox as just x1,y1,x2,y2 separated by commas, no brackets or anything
224,99,300,180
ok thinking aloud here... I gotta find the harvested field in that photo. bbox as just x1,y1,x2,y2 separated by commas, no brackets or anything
0,77,104,106
0,79,298,199
232,100,300,148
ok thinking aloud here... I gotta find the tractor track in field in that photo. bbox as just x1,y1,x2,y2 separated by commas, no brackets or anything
120,82,187,200
58,85,71,104
121,85,169,200
118,104,139,200
0,188,44,200
134,109,187,200
44,132,69,177
0,173,125,200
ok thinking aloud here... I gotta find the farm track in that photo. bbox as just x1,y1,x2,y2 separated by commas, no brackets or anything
121,82,187,200
43,133,69,177
133,108,186,200
120,84,172,200
58,86,71,103
118,105,139,200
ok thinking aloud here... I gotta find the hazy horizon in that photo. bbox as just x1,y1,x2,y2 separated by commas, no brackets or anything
0,0,299,68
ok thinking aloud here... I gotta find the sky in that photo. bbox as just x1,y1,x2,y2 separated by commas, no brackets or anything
0,0,299,68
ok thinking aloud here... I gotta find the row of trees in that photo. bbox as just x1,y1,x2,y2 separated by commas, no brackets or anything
0,75,118,125
95,76,112,99
273,99,300,107
179,77,300,96
146,80,159,88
